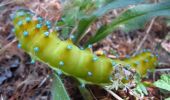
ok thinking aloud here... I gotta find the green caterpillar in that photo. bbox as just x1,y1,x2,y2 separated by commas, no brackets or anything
12,10,158,85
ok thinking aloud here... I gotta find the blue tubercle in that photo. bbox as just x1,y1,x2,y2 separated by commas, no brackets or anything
87,72,92,76
45,20,51,26
109,76,113,81
125,64,131,69
112,61,117,66
80,83,85,88
143,49,147,52
151,54,155,58
70,35,75,39
17,43,21,48
155,54,159,58
57,69,63,75
12,28,15,33
59,61,64,66
80,47,84,50
34,47,39,52
23,31,29,37
36,24,42,29
26,17,31,22
88,44,92,48
17,21,23,26
125,76,129,80
92,56,98,62
67,45,73,50
18,12,24,17
31,59,35,64
47,25,51,29
44,31,49,37
115,54,119,58
37,16,43,22
55,27,60,31
125,55,130,58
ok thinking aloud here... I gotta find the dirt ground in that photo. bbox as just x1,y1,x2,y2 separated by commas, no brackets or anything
0,0,170,100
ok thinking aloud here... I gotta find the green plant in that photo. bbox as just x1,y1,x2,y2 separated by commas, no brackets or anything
154,74,170,91
154,74,170,100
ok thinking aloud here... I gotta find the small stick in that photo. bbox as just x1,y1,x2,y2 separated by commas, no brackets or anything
121,82,141,99
0,0,15,7
1,94,4,100
38,75,50,88
113,9,118,17
134,18,155,56
0,38,17,55
70,25,77,35
105,89,123,100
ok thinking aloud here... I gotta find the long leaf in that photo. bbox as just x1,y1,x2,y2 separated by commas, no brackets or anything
51,73,70,100
85,2,170,47
74,0,144,43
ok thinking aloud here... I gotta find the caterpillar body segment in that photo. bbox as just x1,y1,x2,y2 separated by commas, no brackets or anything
12,10,158,85
123,52,157,75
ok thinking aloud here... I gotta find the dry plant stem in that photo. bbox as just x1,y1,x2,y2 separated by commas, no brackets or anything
157,62,169,66
1,94,4,100
134,18,155,56
0,0,15,7
113,9,118,17
121,82,141,99
105,89,123,100
87,87,98,100
0,38,17,55
38,75,50,88
153,68,170,81
70,25,77,35
77,27,91,44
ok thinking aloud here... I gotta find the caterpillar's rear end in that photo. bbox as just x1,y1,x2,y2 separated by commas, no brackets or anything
12,10,158,85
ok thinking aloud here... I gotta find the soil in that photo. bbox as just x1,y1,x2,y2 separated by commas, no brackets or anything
0,0,170,100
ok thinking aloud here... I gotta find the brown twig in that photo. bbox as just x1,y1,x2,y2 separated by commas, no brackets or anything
0,0,15,7
38,75,50,88
105,89,123,100
0,38,17,55
134,18,155,55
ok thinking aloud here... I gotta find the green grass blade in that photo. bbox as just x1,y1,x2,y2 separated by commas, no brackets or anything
51,74,70,100
78,86,93,100
93,0,144,17
85,2,170,47
74,0,144,43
